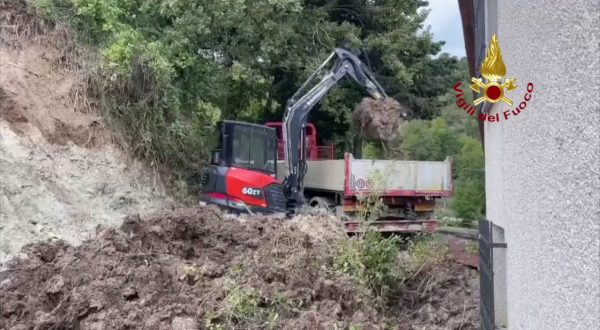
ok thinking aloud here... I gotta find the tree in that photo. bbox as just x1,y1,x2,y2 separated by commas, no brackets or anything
400,118,460,161
453,137,485,222
407,56,468,119
453,178,485,223
35,0,470,191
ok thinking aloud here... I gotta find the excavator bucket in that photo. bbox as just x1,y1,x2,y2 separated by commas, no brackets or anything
353,97,408,141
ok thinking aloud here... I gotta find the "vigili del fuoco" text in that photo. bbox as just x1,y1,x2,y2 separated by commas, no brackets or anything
453,81,534,122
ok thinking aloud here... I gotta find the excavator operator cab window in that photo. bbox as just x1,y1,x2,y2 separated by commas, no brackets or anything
223,122,277,174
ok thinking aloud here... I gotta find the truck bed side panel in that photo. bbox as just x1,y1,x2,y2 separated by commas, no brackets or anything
277,160,346,192
348,155,452,196
304,160,345,191
278,155,452,197
415,162,452,193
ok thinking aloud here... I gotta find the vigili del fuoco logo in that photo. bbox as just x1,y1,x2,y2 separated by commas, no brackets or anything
453,34,534,122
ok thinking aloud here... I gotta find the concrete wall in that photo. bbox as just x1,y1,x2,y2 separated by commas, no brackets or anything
484,1,600,329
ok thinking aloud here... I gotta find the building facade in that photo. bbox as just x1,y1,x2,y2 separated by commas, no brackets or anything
460,1,599,329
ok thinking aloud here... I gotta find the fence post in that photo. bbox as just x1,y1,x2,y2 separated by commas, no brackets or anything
479,219,508,330
479,219,495,330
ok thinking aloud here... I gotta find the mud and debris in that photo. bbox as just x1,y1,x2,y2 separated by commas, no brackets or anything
353,98,408,141
0,207,479,330
0,2,479,329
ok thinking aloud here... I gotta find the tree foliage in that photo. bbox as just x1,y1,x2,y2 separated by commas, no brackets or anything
34,0,468,193
400,118,460,161
453,137,485,222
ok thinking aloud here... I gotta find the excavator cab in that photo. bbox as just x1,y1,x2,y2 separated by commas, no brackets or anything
200,121,286,213
212,121,277,174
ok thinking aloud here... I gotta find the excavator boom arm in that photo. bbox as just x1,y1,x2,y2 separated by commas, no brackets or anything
282,48,388,209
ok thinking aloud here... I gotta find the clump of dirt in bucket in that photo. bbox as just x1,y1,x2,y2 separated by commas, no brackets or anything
353,97,409,141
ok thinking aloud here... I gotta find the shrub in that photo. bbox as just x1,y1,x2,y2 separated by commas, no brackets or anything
206,283,286,330
438,215,467,228
354,169,389,221
334,229,402,299
335,168,404,299
405,235,449,276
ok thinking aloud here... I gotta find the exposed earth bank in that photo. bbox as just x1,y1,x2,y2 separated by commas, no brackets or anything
0,1,172,264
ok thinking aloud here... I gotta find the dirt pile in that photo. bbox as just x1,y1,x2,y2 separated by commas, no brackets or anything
353,98,408,141
392,260,480,329
0,207,478,330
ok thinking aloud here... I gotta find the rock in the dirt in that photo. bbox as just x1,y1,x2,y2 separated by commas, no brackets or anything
0,278,11,288
80,320,105,330
245,238,260,248
200,260,225,278
9,324,28,330
33,311,57,330
351,310,368,323
313,279,337,300
120,214,143,235
213,286,226,301
171,316,197,330
121,287,138,300
334,303,343,316
44,275,64,294
88,291,105,310
2,301,21,317
353,97,408,141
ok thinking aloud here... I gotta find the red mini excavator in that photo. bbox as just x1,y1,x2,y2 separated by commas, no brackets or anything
199,120,286,213
199,48,390,214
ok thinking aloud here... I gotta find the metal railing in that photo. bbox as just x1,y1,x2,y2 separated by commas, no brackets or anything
276,142,335,161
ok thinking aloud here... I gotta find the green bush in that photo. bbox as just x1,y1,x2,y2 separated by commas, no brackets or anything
452,179,484,224
205,283,287,330
354,169,390,221
334,229,402,299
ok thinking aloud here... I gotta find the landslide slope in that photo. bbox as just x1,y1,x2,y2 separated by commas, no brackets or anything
0,0,172,263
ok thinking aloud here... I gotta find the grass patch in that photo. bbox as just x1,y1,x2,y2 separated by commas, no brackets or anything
465,242,479,256
205,282,297,330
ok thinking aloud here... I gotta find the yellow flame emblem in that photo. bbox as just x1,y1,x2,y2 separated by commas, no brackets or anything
471,34,517,106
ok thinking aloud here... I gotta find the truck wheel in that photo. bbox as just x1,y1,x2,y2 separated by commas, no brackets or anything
309,197,333,213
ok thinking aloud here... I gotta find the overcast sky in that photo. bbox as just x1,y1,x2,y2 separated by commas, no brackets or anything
423,0,466,57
